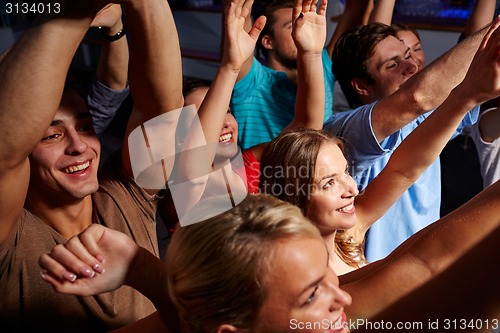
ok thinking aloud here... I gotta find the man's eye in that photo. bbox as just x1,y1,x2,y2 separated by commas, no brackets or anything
42,134,60,141
78,125,94,132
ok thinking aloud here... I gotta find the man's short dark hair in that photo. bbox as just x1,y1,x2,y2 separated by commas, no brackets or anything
182,77,212,97
332,23,397,109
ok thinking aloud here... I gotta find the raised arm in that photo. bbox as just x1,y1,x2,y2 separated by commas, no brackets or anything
352,226,500,331
170,0,265,220
0,4,103,244
87,4,130,136
370,18,498,142
353,20,500,237
463,0,496,38
326,0,373,58
221,0,257,82
283,0,327,132
120,0,184,179
368,0,395,25
342,178,500,321
196,0,265,153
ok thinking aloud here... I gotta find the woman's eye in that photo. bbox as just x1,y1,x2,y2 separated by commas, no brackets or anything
304,286,318,305
323,179,335,189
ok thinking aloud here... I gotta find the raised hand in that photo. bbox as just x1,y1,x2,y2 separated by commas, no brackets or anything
459,17,500,105
292,0,327,55
39,225,139,296
222,0,266,72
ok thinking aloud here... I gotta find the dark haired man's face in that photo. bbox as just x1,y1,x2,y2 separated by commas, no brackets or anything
363,35,418,102
269,8,297,69
29,89,100,200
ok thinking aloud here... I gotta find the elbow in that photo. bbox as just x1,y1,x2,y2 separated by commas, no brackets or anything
404,85,430,116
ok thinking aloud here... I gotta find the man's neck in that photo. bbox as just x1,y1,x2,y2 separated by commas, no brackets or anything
267,58,298,85
25,193,94,239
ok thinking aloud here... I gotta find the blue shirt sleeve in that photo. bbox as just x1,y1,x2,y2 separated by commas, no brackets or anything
87,79,130,136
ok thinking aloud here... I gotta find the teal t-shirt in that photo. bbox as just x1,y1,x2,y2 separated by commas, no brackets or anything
231,48,334,150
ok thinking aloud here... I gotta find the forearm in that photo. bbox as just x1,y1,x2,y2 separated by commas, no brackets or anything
354,227,500,332
175,66,239,188
290,52,324,130
386,88,478,182
345,180,500,320
372,22,493,141
96,25,129,90
121,0,183,180
463,0,496,37
368,0,395,25
126,248,178,326
0,6,96,163
403,22,492,113
124,0,183,119
354,97,475,234
200,66,239,147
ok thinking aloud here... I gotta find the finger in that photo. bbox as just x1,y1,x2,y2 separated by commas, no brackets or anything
76,224,109,264
481,16,500,51
293,0,303,22
66,236,105,274
317,0,327,17
248,16,267,41
224,0,235,16
47,244,96,279
40,268,93,296
302,0,313,14
39,253,79,282
241,0,254,20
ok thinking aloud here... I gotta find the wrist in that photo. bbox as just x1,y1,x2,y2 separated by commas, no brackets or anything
219,60,242,76
99,25,127,42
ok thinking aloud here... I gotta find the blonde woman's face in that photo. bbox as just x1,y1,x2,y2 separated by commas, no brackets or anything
397,30,425,71
253,237,351,333
307,143,359,235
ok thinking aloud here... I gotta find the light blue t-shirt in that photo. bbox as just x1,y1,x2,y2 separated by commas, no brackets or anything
231,48,334,150
324,102,480,261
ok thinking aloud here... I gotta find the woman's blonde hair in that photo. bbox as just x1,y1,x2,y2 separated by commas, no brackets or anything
166,193,321,333
259,129,367,268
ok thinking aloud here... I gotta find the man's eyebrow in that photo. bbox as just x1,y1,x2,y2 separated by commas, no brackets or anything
49,120,62,127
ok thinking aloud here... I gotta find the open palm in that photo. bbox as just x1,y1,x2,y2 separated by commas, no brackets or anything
292,0,327,54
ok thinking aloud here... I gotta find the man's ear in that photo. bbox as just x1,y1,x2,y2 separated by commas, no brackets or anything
217,324,240,333
261,35,273,51
351,77,371,98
